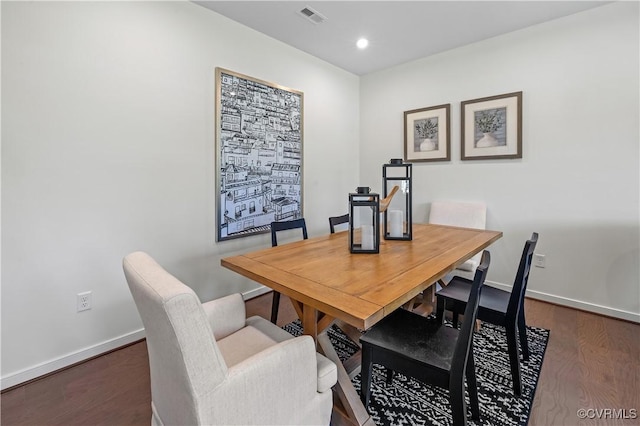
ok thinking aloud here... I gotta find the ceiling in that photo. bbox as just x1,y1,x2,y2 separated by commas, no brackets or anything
194,1,609,76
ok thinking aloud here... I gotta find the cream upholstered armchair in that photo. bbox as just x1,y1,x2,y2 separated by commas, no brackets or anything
123,252,337,426
429,201,487,281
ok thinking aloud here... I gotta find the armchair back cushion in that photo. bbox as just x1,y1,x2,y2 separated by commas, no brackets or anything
429,201,487,273
124,252,228,425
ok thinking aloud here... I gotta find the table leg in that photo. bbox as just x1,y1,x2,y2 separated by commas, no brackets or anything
318,332,374,426
333,320,363,379
289,298,304,322
299,304,372,425
301,304,318,344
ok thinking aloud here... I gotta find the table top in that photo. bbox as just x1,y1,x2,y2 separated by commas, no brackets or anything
221,223,502,331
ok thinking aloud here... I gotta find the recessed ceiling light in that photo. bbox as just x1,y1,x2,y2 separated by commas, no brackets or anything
356,38,369,49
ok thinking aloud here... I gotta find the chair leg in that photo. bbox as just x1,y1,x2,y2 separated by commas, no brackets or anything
270,291,281,324
505,323,523,396
436,296,445,324
518,308,530,361
449,377,468,426
465,342,480,421
452,312,459,328
386,368,394,385
360,346,373,409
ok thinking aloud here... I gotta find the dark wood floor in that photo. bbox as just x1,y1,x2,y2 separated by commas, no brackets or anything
1,294,638,425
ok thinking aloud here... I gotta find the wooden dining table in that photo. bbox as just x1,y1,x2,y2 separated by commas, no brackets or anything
221,222,502,426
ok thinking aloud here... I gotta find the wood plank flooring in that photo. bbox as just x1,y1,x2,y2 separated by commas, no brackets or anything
1,294,638,425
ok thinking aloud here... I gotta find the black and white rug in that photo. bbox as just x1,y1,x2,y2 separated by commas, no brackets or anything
283,318,549,426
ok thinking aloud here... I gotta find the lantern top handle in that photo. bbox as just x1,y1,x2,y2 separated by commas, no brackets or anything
380,185,399,213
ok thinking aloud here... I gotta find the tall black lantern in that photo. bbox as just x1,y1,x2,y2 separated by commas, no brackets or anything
349,187,380,254
382,159,412,240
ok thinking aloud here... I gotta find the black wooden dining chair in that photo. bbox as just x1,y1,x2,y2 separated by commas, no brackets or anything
328,214,349,234
269,218,308,324
360,251,490,426
435,233,538,396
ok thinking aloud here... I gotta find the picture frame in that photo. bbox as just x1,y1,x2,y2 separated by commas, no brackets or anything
461,91,522,160
215,68,304,242
404,104,451,162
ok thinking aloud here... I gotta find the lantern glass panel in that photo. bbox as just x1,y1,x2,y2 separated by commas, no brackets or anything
383,163,412,240
349,193,380,253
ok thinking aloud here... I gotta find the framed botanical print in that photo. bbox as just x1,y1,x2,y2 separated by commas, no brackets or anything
404,104,451,162
461,91,522,160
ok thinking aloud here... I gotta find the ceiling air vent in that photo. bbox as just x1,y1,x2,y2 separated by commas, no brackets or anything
299,6,326,24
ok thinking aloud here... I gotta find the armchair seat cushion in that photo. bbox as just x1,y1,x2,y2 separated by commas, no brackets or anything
245,315,298,342
217,325,284,367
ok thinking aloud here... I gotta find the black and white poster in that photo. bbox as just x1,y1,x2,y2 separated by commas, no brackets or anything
215,68,303,241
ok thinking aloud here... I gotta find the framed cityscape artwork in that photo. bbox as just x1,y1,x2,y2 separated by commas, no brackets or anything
461,91,522,160
215,68,304,241
404,104,451,162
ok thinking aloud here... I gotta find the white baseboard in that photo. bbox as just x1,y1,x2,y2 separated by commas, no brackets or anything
4,282,636,391
1,287,271,391
0,329,146,391
486,280,640,323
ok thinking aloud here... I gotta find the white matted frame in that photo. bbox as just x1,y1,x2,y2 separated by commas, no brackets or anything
404,104,451,162
215,68,304,242
461,91,522,160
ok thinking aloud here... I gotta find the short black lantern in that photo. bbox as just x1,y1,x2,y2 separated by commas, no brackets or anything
349,187,380,254
382,159,412,240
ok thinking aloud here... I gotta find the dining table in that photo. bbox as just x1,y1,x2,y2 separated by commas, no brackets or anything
221,222,502,426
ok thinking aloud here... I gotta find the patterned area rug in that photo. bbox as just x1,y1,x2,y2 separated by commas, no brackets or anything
283,318,549,426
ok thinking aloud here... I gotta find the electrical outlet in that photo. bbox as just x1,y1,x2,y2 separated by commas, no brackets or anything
77,291,92,312
533,254,546,268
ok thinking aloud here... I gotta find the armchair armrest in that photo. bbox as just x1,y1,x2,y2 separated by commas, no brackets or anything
315,352,337,393
202,293,246,340
245,316,336,392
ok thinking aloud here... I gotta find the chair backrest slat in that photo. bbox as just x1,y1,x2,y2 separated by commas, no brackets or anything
328,214,349,234
451,251,490,377
271,218,308,247
507,233,539,317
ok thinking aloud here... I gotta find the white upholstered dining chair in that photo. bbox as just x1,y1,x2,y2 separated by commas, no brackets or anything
429,200,487,281
123,251,336,426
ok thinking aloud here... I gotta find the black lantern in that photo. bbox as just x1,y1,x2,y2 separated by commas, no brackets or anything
349,187,380,254
382,159,412,240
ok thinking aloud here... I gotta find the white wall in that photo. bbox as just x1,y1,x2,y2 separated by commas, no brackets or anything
360,2,639,321
1,1,359,388
2,0,638,390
